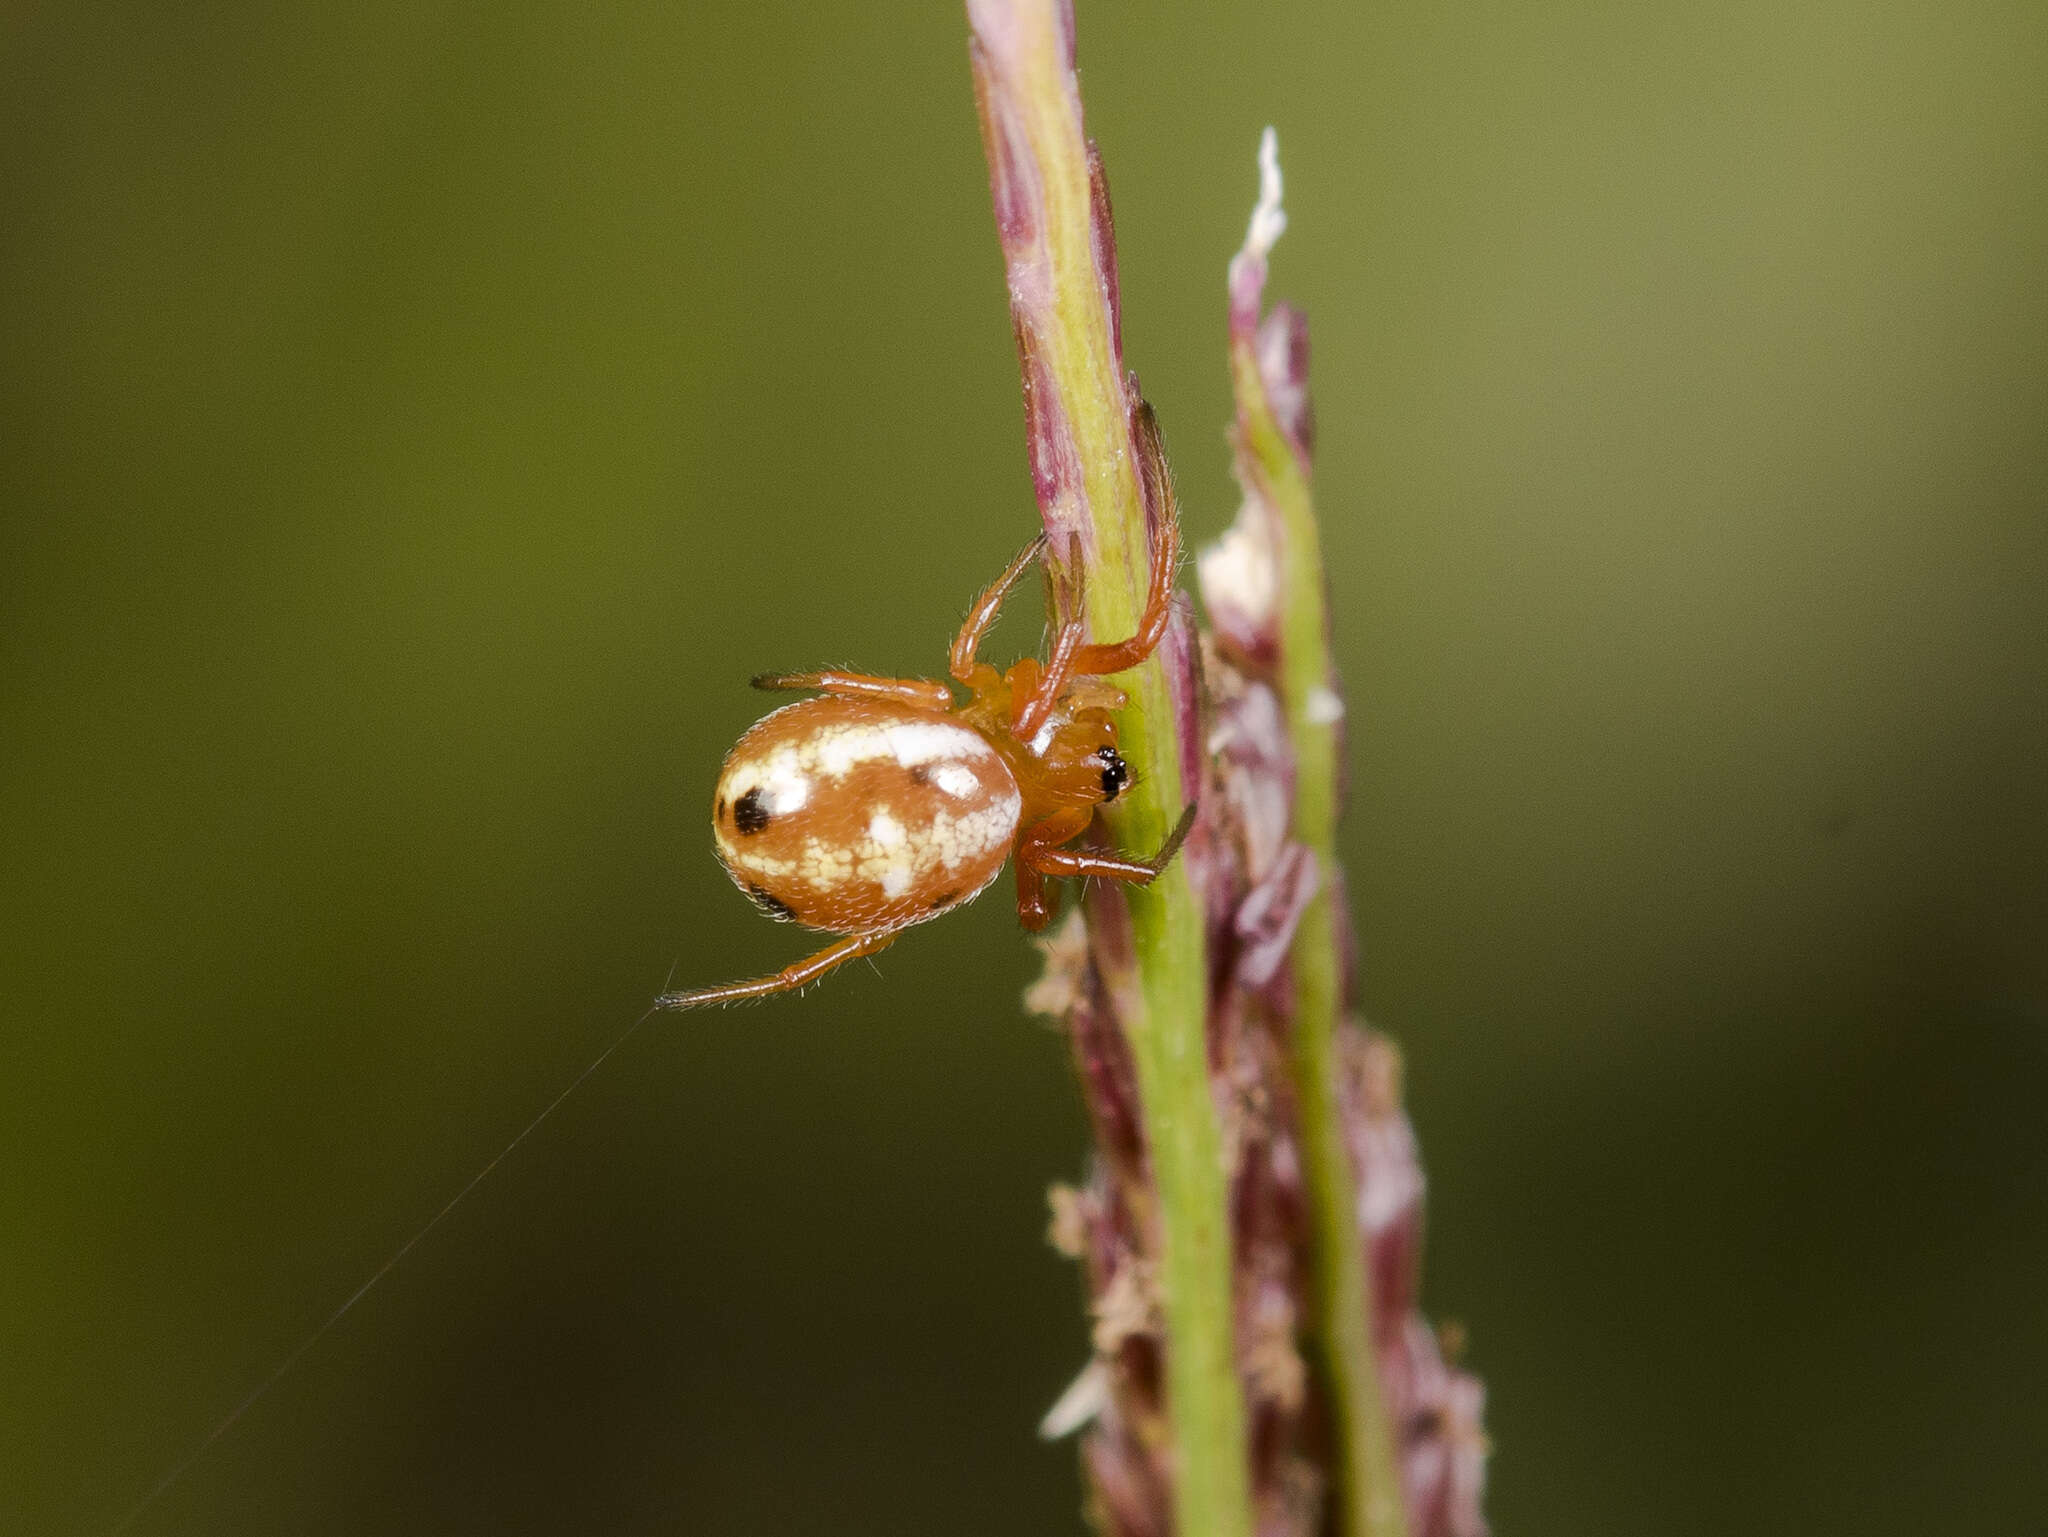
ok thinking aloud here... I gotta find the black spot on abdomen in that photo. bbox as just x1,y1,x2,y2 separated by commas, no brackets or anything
929,889,961,912
732,787,770,834
744,883,797,922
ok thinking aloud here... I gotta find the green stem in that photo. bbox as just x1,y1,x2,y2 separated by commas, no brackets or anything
968,6,1252,1535
1233,343,1407,1537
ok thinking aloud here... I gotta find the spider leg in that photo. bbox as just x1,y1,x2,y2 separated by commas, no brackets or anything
1010,803,1198,931
1009,616,1086,742
950,534,1049,682
1012,808,1091,931
1011,503,1178,739
1012,410,1182,742
1068,405,1184,679
656,930,898,1010
1021,802,1200,886
752,672,953,711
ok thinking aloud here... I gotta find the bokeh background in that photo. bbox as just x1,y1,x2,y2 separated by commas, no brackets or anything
5,2,2045,1533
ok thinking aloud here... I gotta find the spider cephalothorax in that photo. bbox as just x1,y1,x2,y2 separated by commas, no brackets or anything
660,434,1192,1010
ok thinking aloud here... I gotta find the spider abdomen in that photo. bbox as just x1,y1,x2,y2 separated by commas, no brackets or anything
711,697,1022,934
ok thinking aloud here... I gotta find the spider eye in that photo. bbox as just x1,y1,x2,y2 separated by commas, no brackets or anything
1096,747,1130,802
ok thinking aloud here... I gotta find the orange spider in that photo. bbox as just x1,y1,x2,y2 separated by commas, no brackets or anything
659,454,1192,1010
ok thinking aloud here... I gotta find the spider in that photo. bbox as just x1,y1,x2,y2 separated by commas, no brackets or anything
659,440,1193,1010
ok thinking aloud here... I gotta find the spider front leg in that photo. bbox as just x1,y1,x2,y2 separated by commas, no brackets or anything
950,534,1049,684
1065,498,1182,679
751,672,953,711
656,930,898,1010
1011,413,1185,740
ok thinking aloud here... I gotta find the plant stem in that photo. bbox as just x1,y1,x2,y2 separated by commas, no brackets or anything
1230,267,1408,1537
967,5,1252,1535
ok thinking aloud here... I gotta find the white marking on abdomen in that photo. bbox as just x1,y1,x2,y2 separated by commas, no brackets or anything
805,718,995,779
762,770,809,815
926,789,1023,871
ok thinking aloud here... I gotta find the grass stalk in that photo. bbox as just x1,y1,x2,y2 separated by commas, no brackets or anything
1227,138,1408,1537
968,4,1254,1535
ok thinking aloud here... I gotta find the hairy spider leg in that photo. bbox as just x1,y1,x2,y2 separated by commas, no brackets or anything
750,671,953,711
949,533,1050,682
753,533,1053,711
1068,510,1182,678
1010,502,1183,742
1008,615,1087,739
1012,807,1088,929
1011,802,1200,931
1066,401,1185,675
656,930,898,1010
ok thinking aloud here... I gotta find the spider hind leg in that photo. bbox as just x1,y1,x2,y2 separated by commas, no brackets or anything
750,672,952,711
657,931,897,1010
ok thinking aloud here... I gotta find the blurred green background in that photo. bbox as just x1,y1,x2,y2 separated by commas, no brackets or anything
4,2,2044,1533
